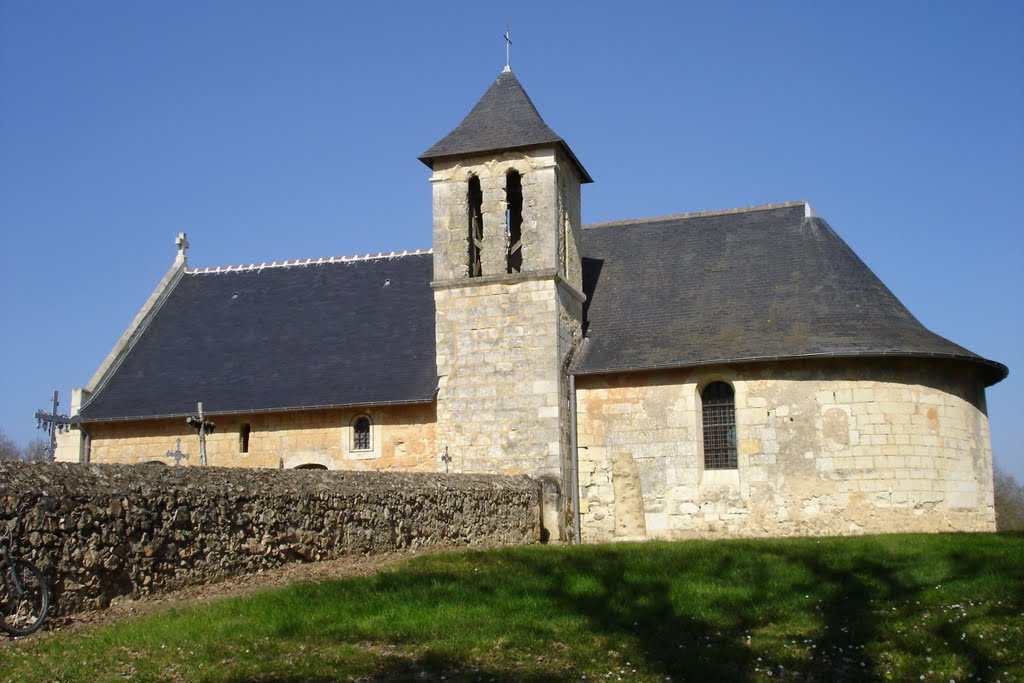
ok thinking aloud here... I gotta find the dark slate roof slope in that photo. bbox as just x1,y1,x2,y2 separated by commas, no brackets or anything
79,253,438,422
575,203,1007,385
419,69,592,183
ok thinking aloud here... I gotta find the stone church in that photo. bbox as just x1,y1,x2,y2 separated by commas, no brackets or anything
57,68,1007,543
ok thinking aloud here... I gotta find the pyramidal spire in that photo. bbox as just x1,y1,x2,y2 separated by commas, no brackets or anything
419,70,592,182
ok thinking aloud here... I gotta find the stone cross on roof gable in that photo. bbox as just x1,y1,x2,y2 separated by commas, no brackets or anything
175,232,189,261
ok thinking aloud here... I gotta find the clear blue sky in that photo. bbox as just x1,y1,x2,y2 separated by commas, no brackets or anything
2,2,1021,480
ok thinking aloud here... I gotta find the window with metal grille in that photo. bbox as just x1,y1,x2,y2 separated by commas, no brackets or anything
352,416,372,451
702,381,737,469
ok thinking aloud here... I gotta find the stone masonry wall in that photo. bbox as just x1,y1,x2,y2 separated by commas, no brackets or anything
430,148,569,282
434,278,575,477
78,403,437,472
429,148,585,540
0,462,541,615
576,358,996,541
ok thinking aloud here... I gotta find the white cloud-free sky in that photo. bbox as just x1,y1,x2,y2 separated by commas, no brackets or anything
2,2,1021,480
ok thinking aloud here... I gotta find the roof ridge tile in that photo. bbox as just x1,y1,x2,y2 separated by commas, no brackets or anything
187,248,433,274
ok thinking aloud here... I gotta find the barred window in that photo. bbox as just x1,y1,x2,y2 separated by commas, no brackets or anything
352,415,372,451
702,382,737,470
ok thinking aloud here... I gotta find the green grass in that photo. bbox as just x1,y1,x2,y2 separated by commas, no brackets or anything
2,533,1022,682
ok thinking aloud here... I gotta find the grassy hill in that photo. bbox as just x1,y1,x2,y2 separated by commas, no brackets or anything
2,533,1022,682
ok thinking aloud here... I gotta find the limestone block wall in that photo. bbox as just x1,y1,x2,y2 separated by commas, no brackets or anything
555,157,584,291
0,462,541,615
434,278,580,479
575,358,996,541
428,149,581,284
83,403,437,471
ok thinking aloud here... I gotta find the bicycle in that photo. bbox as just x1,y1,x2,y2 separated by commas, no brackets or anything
0,518,49,636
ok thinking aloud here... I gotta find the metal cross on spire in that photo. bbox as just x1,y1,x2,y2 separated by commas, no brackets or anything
503,23,512,72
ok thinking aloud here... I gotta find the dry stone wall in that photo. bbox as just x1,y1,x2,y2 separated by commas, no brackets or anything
0,462,541,616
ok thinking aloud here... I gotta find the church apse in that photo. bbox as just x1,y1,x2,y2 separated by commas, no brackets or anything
574,358,996,541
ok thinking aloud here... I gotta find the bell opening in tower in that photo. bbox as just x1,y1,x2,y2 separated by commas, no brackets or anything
506,170,523,273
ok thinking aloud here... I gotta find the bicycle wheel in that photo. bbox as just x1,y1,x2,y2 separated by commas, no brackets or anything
1,559,49,636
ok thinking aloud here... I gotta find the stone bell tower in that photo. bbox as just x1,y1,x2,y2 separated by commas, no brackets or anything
419,68,592,539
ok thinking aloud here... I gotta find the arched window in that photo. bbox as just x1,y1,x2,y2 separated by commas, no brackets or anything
701,382,737,470
294,463,328,470
352,415,372,451
505,170,523,273
467,175,483,277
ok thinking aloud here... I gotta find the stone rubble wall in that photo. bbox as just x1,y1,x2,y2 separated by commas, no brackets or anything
0,462,541,616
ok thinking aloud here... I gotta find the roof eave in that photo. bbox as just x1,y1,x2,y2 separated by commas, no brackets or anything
75,394,439,426
419,140,593,183
572,351,1008,387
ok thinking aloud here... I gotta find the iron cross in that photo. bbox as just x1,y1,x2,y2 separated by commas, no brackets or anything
166,438,189,466
503,23,512,71
441,445,452,473
35,390,71,462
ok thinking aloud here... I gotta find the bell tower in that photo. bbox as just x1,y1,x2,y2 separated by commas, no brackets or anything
420,68,592,540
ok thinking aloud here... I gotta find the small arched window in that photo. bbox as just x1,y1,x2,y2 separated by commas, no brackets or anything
295,463,328,470
701,382,737,470
352,415,372,451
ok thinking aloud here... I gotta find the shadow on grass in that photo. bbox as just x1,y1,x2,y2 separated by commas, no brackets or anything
230,535,1023,682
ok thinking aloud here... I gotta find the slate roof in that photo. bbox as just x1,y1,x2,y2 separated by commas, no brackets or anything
419,69,592,183
78,203,1006,422
573,202,1007,385
77,253,438,422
